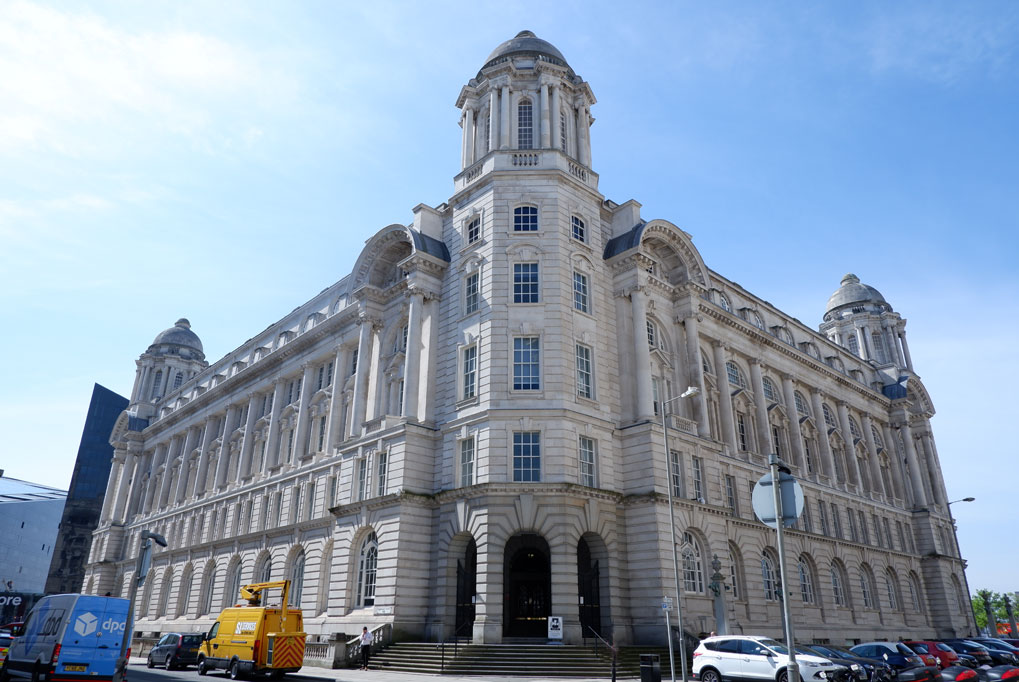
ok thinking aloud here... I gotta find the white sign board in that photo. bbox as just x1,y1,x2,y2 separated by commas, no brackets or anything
547,616,563,640
662,597,673,611
751,471,804,529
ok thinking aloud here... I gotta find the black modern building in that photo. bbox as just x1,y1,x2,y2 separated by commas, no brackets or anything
45,383,128,595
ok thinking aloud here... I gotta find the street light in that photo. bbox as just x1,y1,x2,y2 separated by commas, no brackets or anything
113,530,167,682
946,497,976,635
661,386,700,682
948,497,976,505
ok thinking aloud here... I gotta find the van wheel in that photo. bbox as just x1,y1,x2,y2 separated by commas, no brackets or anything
229,661,242,680
31,664,42,682
197,657,209,676
1,660,10,682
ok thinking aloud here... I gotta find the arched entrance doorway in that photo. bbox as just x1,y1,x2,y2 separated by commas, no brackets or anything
577,537,602,637
503,534,551,638
455,537,477,636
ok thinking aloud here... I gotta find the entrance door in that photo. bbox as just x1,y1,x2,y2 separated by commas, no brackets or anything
577,538,602,637
504,535,551,638
454,538,477,637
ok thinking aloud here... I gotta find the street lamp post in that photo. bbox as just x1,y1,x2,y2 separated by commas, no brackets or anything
661,386,700,682
947,497,976,636
113,530,167,682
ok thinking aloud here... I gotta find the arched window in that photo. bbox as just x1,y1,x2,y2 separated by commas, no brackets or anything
794,392,810,416
907,573,923,612
847,334,860,357
356,532,378,607
571,215,586,243
831,563,847,607
646,319,658,348
158,568,174,617
761,554,778,601
884,569,899,611
289,550,305,608
718,293,732,312
201,565,217,616
513,206,538,232
762,377,778,402
798,557,815,604
849,417,861,439
225,561,243,609
150,370,163,400
517,99,533,149
725,361,746,389
747,310,765,330
681,533,704,593
173,372,184,390
822,404,837,429
727,543,745,601
871,426,884,449
859,564,876,608
178,566,194,617
258,555,272,583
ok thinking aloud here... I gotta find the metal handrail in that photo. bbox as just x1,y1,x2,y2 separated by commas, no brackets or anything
584,625,617,682
439,621,473,672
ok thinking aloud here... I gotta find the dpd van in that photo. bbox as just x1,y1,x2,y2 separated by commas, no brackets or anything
0,594,129,682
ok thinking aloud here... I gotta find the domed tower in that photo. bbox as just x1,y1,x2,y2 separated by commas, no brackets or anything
820,274,913,372
455,30,596,173
128,318,208,418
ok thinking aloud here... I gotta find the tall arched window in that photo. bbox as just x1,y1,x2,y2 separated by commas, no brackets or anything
725,361,747,389
178,566,194,617
884,569,899,611
150,370,163,400
173,371,184,390
201,565,217,616
761,554,778,601
356,532,378,607
225,560,243,609
517,99,533,149
908,573,923,612
258,555,272,583
158,568,174,617
762,377,778,402
727,543,744,601
831,564,847,607
289,550,305,608
859,565,875,608
681,533,704,593
798,557,815,604
794,391,810,416
822,404,837,429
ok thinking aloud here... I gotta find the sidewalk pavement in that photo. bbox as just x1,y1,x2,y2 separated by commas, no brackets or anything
127,657,637,682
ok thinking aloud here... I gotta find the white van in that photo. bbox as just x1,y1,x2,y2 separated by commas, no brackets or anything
0,594,129,682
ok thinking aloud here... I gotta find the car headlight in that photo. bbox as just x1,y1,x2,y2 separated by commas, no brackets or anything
802,662,820,668
851,664,861,671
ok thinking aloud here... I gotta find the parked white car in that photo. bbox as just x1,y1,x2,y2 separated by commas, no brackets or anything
693,635,849,682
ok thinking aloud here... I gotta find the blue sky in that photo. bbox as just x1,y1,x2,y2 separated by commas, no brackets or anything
1,1,1016,596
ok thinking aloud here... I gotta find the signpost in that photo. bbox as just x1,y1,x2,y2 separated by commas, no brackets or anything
113,530,167,682
752,457,803,682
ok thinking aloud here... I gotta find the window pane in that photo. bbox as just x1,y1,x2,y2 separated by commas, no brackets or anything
460,437,475,487
579,436,596,487
513,337,540,390
571,215,586,242
573,271,589,313
465,272,480,314
513,262,539,303
517,100,533,149
513,431,541,482
513,206,538,231
463,346,477,399
575,344,593,399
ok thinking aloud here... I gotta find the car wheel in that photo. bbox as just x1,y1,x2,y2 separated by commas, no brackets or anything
778,670,789,682
146,655,155,669
229,660,242,680
198,657,209,676
165,654,174,671
1,660,11,682
701,668,721,682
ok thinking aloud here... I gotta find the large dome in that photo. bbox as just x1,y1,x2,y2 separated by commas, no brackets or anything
481,30,571,72
825,274,889,314
150,318,204,354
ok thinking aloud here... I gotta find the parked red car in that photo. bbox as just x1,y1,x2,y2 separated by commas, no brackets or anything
907,641,960,669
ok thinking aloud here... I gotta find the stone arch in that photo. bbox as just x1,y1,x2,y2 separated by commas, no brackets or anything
352,225,414,290
577,531,609,638
253,549,274,583
907,377,936,417
222,555,244,609
177,562,195,618
157,566,175,617
503,532,552,637
139,568,156,619
198,558,218,616
285,544,306,608
638,220,709,287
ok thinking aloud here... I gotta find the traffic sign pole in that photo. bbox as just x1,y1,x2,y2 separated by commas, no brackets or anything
769,455,799,682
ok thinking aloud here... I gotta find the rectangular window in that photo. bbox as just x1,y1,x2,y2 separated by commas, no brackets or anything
513,206,538,232
737,413,748,451
513,337,540,390
883,518,893,549
575,343,593,399
464,272,480,314
830,503,842,538
804,439,815,474
356,458,368,501
652,377,661,416
670,451,684,498
692,456,704,502
847,507,858,542
460,437,475,487
571,215,586,242
462,345,478,400
560,110,568,153
518,101,533,149
513,431,541,482
573,271,590,313
397,379,404,415
287,429,295,462
513,262,539,303
872,513,883,548
579,436,596,487
801,497,813,533
772,426,783,458
317,365,326,391
467,217,481,244
350,349,358,376
317,416,327,452
304,482,315,521
725,475,738,515
274,491,283,527
291,485,300,524
859,510,870,544
818,500,829,536
377,451,388,496
327,475,337,510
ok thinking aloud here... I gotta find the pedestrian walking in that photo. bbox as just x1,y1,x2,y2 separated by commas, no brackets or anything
359,626,374,670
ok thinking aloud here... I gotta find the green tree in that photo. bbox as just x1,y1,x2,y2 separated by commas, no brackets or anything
972,590,1015,633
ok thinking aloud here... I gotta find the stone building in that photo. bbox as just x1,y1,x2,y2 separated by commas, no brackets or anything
84,31,974,647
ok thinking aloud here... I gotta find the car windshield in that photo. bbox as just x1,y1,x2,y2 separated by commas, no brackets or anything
936,644,955,653
758,639,790,655
896,644,917,656
962,641,990,651
181,635,203,646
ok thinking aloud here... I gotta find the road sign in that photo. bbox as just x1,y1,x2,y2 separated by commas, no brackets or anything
662,597,673,611
752,471,804,529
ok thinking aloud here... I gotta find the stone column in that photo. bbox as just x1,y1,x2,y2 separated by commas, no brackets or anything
882,322,901,367
781,375,805,470
539,82,550,148
810,390,836,480
112,446,140,522
462,106,475,168
898,329,914,371
143,443,166,512
919,431,947,506
489,88,499,154
402,291,424,420
237,393,260,481
550,85,561,151
193,416,218,498
861,414,886,498
350,316,376,438
882,423,906,500
215,405,241,486
325,346,348,451
855,326,870,361
127,449,152,518
576,102,590,166
158,436,180,508
101,449,126,522
292,364,316,461
265,381,285,468
712,342,738,452
422,295,440,423
174,427,199,504
499,84,510,150
749,359,773,455
898,422,928,508
629,287,654,421
683,315,711,438
837,402,863,488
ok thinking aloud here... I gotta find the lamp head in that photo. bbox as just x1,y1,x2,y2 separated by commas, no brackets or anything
680,386,700,398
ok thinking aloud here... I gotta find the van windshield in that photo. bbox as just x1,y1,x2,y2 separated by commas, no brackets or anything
181,635,204,646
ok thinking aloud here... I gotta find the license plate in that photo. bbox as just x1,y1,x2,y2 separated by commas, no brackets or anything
64,665,87,672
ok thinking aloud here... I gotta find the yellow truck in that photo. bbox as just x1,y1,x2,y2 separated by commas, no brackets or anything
197,580,305,679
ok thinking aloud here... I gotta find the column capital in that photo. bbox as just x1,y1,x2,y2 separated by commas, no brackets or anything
781,372,796,382
711,339,728,351
748,357,762,367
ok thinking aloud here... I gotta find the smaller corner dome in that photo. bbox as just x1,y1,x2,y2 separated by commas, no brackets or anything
825,273,890,314
481,30,571,72
151,318,204,353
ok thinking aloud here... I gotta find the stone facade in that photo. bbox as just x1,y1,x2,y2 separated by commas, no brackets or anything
84,31,974,647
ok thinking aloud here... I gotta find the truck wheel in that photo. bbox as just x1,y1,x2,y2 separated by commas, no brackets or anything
229,660,242,680
197,657,209,676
